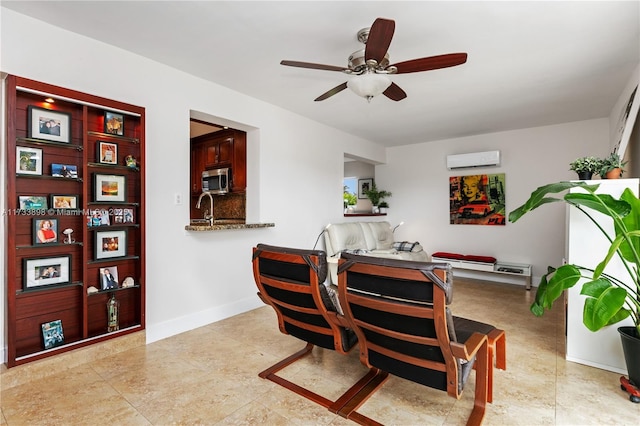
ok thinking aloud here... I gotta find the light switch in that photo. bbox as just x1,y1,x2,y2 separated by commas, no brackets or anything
174,193,182,205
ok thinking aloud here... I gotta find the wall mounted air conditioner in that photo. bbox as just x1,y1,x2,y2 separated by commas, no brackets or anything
446,150,501,170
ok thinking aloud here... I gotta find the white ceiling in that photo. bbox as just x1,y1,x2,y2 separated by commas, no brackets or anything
3,1,639,147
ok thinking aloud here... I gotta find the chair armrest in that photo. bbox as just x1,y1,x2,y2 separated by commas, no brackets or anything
326,311,351,328
450,332,487,361
257,291,268,305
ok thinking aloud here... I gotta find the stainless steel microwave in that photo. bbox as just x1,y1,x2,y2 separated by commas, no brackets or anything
202,168,230,194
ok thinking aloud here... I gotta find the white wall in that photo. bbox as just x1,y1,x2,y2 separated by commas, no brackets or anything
376,119,610,283
0,9,386,358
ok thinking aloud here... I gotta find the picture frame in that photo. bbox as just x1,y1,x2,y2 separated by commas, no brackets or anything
33,217,58,245
613,84,639,156
16,146,43,175
51,163,78,178
94,173,127,202
27,105,71,143
51,194,79,210
95,229,127,260
41,319,64,350
104,111,124,136
123,208,135,224
88,208,111,227
18,195,48,211
358,178,373,199
97,141,118,165
99,266,119,290
23,255,71,290
112,208,123,224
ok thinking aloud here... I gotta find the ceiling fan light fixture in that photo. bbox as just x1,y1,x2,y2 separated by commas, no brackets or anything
347,71,391,101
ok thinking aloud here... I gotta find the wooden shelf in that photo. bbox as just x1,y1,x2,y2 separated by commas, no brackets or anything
5,75,146,368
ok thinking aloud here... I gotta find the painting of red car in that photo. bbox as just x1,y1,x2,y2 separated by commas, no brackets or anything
457,200,493,217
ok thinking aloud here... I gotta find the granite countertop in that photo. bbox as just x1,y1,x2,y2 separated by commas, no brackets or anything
185,221,275,231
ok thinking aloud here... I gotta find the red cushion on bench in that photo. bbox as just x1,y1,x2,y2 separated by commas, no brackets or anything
463,255,497,264
432,252,466,260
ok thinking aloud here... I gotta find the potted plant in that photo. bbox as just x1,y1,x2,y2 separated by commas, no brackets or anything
598,152,628,179
509,181,640,398
378,201,389,214
569,156,601,180
364,182,392,214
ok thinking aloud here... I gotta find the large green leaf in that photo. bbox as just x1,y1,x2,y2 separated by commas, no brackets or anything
531,272,550,316
544,264,581,305
509,182,599,223
564,193,631,218
582,286,627,331
617,188,640,263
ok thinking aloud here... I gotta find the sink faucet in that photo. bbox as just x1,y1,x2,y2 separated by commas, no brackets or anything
196,192,214,225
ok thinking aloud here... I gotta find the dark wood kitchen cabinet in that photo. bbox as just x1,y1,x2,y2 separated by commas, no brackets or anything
190,129,246,195
205,136,232,169
4,75,146,367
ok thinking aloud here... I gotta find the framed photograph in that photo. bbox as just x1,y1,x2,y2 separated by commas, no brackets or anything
33,217,58,245
123,208,135,224
51,194,79,210
104,111,124,136
358,178,373,199
112,208,124,224
88,209,110,227
99,266,119,290
95,230,127,260
94,173,126,202
27,105,71,143
98,141,118,165
41,319,65,350
51,163,78,178
18,195,48,210
23,255,71,290
16,146,43,175
613,84,639,156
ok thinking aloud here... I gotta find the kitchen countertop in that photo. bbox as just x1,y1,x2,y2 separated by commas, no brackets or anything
185,222,275,231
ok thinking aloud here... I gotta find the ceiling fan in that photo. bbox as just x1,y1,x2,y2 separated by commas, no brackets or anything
280,18,467,102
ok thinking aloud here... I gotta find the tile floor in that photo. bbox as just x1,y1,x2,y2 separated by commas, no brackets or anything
1,278,639,425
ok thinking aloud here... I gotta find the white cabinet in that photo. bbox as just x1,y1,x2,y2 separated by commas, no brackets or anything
565,178,637,373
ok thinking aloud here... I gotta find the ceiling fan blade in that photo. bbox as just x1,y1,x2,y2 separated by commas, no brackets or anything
365,18,395,63
280,60,347,72
314,82,348,101
391,53,468,74
383,83,407,101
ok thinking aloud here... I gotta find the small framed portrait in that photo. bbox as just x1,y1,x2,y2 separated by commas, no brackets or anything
123,208,135,224
88,209,110,227
358,178,373,199
51,194,79,210
16,146,43,175
23,255,71,290
33,217,58,245
51,163,78,178
95,230,127,260
18,195,48,210
99,266,119,290
94,173,127,202
104,111,124,136
27,105,72,143
112,208,124,223
41,319,65,350
98,141,118,165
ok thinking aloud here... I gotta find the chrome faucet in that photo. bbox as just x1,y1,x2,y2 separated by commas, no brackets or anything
196,191,214,225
